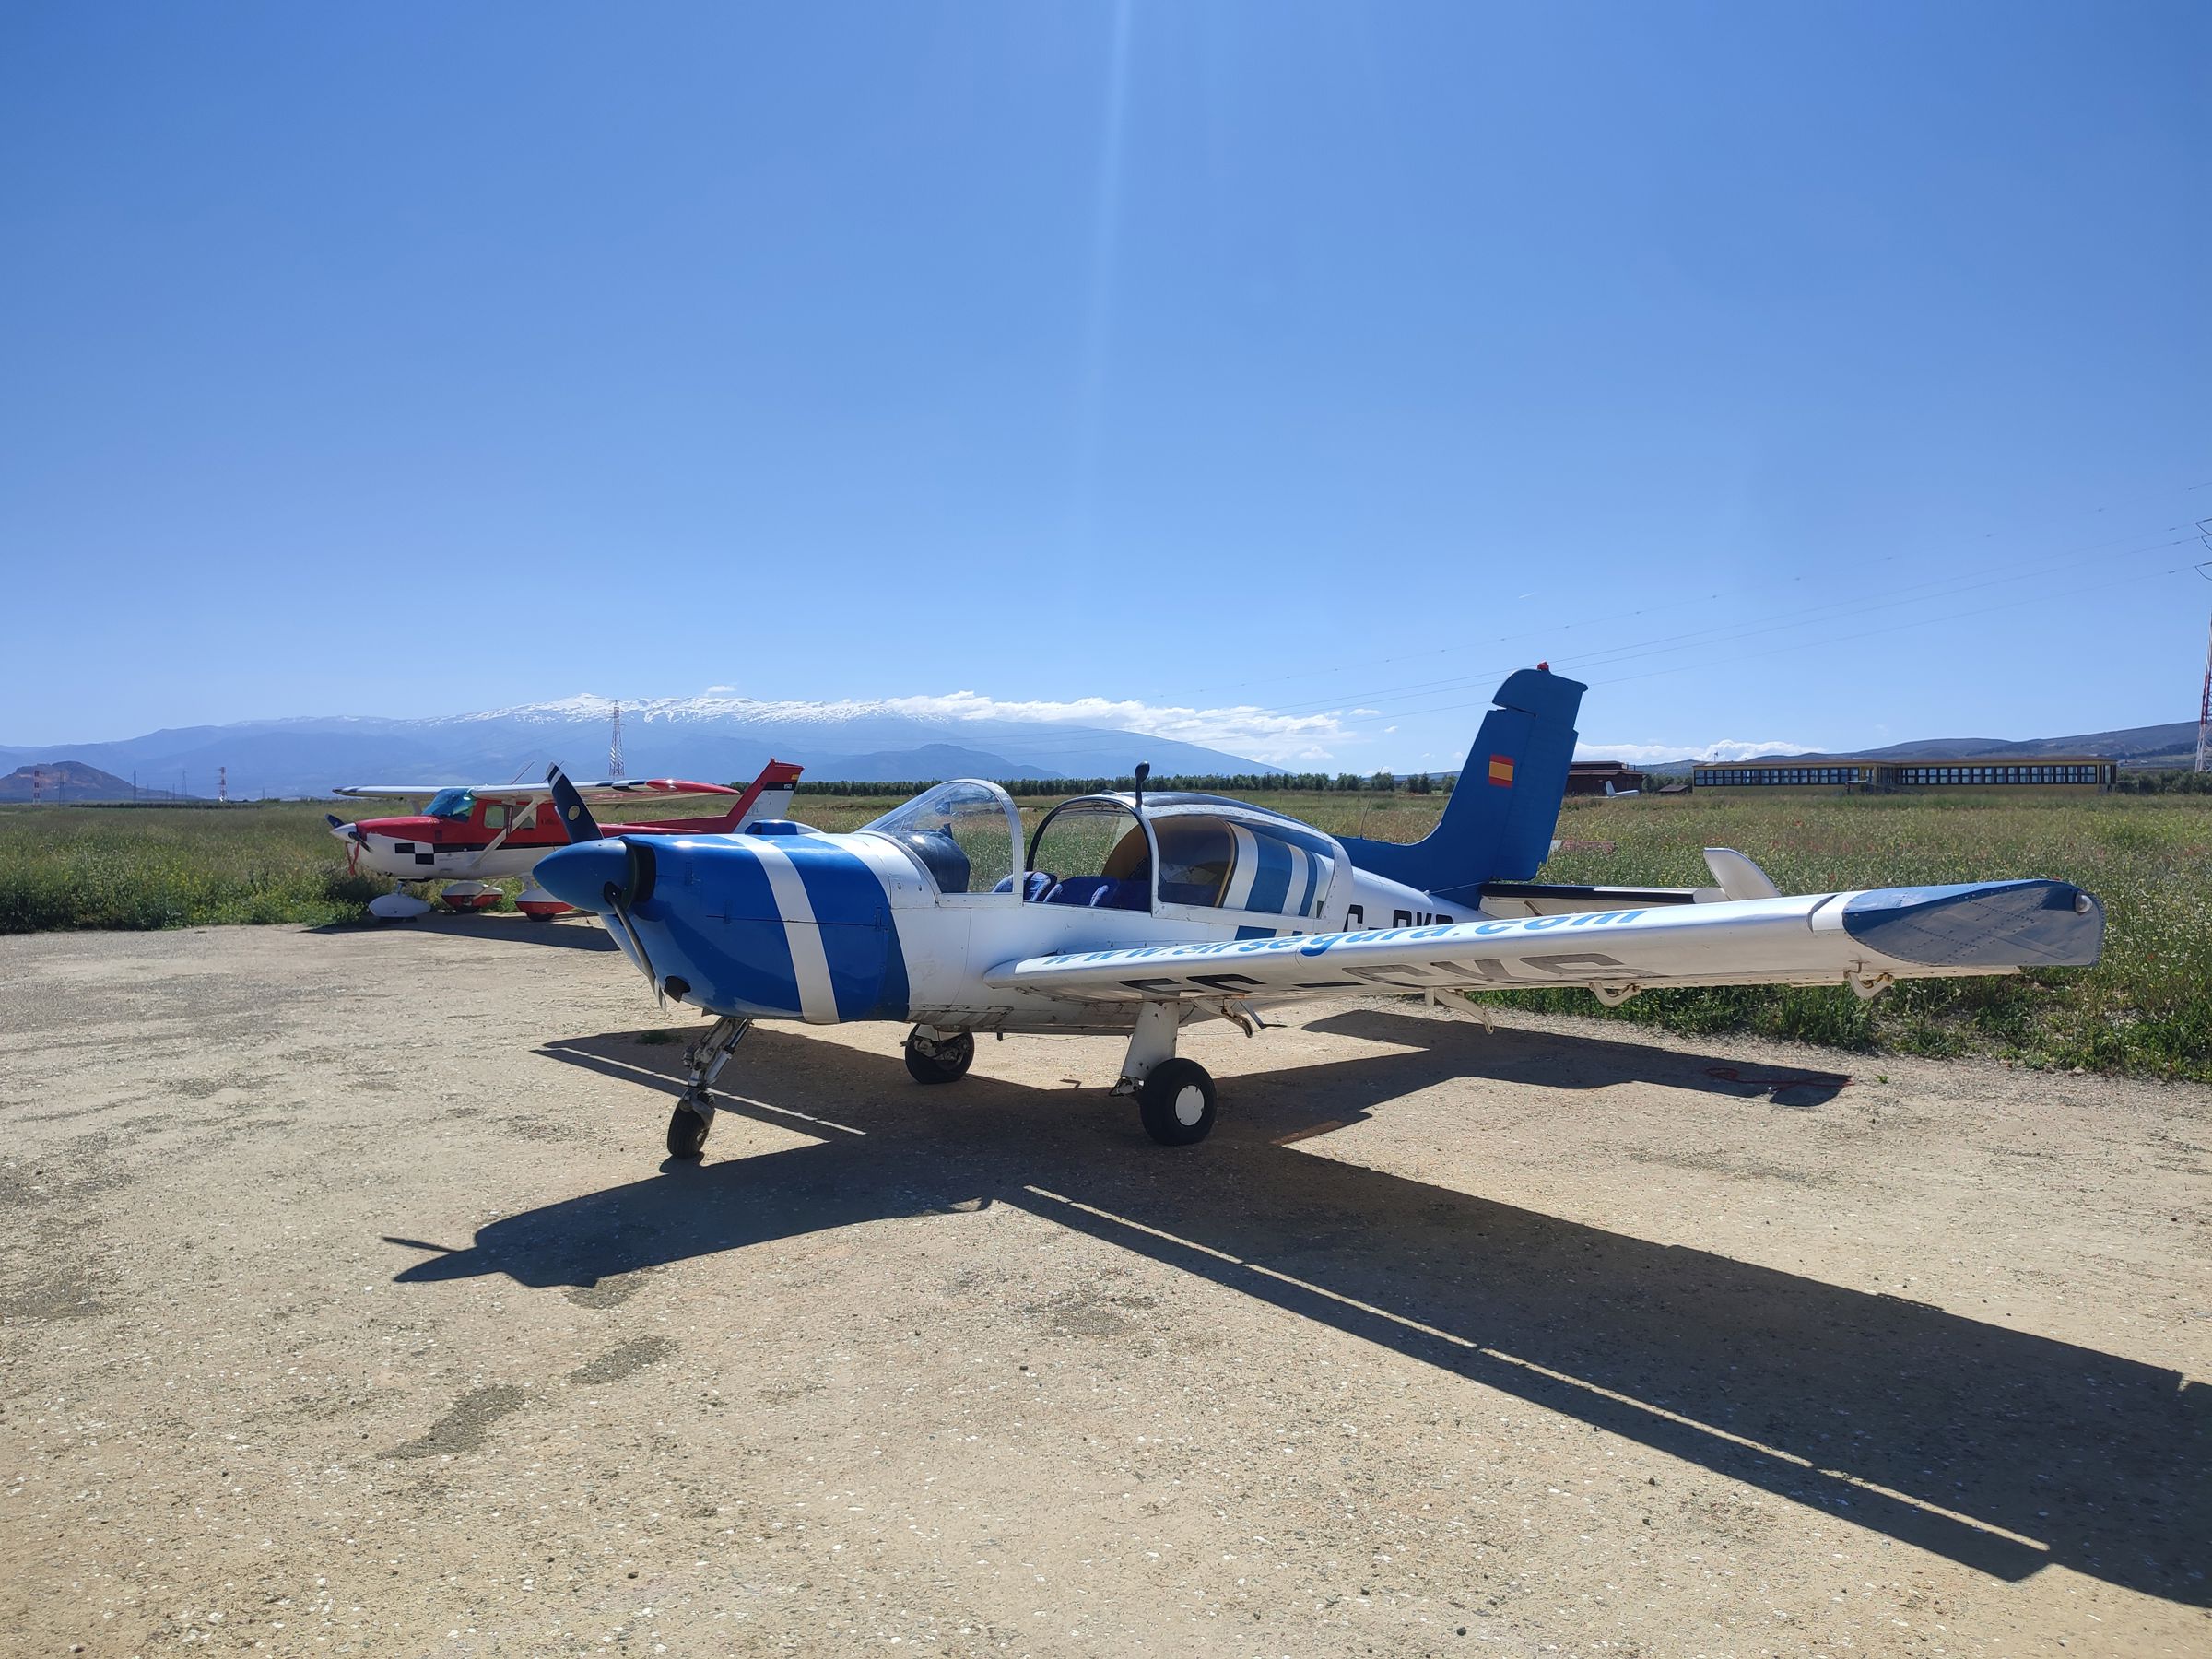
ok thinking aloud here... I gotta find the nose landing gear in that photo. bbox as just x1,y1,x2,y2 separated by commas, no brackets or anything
665,1015,750,1161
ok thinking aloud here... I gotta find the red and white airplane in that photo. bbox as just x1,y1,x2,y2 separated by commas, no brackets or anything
327,761,802,920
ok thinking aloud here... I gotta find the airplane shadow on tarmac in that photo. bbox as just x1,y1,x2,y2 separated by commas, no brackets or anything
391,1010,2207,1606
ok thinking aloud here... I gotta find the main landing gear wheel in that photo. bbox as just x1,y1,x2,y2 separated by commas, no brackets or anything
1137,1058,1216,1147
904,1028,975,1085
667,1100,712,1161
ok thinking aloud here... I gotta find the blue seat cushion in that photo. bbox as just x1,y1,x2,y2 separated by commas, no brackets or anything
1089,877,1149,911
1044,875,1113,907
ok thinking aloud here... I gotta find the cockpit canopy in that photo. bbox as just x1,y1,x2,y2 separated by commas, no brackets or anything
1025,792,1340,920
860,781,1019,895
858,780,1342,922
1025,797,1151,911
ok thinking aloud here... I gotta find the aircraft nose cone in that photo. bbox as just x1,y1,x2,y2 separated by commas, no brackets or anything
535,840,630,912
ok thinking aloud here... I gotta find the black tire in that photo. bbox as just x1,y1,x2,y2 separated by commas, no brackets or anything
666,1102,712,1160
904,1029,975,1085
1137,1059,1216,1146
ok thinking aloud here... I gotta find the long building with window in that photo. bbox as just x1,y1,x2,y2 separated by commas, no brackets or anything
1691,757,2117,794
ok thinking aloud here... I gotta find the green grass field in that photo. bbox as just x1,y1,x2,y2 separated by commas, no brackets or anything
3,789,2206,1080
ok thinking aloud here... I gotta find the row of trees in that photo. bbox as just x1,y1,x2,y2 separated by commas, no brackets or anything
794,771,1453,797
2112,768,2212,794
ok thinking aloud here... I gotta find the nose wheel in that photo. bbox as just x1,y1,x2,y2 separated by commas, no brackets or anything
667,1101,713,1159
663,1016,750,1161
904,1027,975,1085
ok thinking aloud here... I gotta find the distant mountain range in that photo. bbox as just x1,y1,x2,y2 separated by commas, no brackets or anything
1780,721,2198,767
0,695,1280,799
0,760,185,803
4,700,2196,801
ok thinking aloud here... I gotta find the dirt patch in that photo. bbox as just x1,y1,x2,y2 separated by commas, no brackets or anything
567,1335,678,1386
0,924,2204,1657
382,1384,529,1460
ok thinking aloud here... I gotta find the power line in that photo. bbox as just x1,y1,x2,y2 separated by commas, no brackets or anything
1174,483,2212,703
1258,525,2196,722
1333,559,2200,735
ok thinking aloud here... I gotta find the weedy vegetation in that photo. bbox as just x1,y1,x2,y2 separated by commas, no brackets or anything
2,788,2206,1081
0,802,390,931
1488,792,2212,1083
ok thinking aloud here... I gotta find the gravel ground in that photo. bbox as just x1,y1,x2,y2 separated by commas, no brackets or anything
1,918,2206,1657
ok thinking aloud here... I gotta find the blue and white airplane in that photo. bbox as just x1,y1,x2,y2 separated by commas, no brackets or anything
532,667,2105,1161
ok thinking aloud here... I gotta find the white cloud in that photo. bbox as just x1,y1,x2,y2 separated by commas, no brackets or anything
875,691,1352,765
1578,738,1817,765
494,686,1821,772
500,689,1355,764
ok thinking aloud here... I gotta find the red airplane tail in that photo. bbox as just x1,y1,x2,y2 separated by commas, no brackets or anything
599,762,805,836
705,759,803,831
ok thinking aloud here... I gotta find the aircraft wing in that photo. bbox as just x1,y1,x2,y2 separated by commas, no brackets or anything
333,778,744,801
984,880,2101,1006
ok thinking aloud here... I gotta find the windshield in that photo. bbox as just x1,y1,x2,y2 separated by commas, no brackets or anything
423,789,475,820
860,781,1019,894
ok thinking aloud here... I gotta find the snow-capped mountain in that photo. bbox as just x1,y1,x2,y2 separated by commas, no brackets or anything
0,694,1283,799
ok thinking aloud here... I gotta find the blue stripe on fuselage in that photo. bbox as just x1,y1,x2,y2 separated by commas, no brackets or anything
1244,836,1294,915
646,841,804,1018
786,841,909,1020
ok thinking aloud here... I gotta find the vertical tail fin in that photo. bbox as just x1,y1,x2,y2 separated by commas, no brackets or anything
1338,666,1585,905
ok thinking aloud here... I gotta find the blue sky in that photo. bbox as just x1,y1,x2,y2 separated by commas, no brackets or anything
3,1,2207,770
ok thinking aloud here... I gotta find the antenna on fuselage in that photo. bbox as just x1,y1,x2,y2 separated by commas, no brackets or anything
1133,761,1150,816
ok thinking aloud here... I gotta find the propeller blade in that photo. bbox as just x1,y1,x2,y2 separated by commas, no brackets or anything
547,764,603,843
603,879,664,1007
534,830,662,1002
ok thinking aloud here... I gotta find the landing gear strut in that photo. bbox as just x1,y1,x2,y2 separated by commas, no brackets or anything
1114,1002,1216,1146
904,1026,975,1085
667,1015,750,1161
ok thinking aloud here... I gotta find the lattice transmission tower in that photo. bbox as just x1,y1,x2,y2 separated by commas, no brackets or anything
2197,615,2210,773
2198,531,2212,775
609,702,626,780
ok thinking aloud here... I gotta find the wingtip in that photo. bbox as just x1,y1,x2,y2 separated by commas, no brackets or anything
1841,879,2104,970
